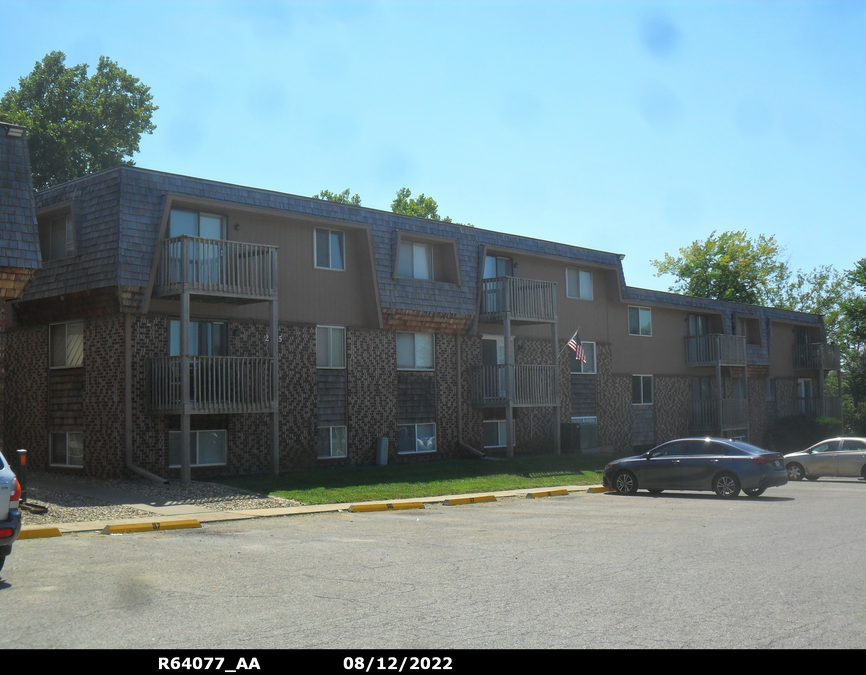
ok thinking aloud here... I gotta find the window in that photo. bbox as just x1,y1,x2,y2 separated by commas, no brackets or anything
569,341,596,374
483,255,513,279
566,268,593,300
50,321,84,368
169,430,227,467
397,423,437,454
50,432,83,467
628,306,652,336
317,326,346,368
169,320,227,356
169,209,226,239
398,241,433,280
688,314,709,336
315,229,345,270
47,214,75,260
396,332,434,370
317,426,348,458
632,375,653,404
483,420,514,448
692,376,713,400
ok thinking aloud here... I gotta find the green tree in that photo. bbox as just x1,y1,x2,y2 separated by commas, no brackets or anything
313,188,361,206
841,258,866,434
778,264,855,347
391,187,453,223
0,51,157,190
651,230,790,305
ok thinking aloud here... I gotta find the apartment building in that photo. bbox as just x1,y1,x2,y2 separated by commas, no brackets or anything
0,123,41,456
0,159,842,479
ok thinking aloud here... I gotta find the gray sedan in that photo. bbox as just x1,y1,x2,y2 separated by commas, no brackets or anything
785,438,866,482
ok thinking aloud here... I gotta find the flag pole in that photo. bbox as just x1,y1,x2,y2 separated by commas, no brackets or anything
557,327,580,359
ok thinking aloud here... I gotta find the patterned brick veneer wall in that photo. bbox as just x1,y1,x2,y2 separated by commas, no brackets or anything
458,335,484,450
654,376,691,444
277,324,317,469
748,376,768,446
348,328,396,465
511,338,568,453
434,333,461,459
5,325,49,469
775,378,798,420
596,343,632,453
130,314,169,476
82,316,126,477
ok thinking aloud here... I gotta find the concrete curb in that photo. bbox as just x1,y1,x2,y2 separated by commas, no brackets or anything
18,484,604,535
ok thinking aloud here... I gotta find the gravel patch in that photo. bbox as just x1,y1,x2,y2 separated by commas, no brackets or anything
21,473,301,526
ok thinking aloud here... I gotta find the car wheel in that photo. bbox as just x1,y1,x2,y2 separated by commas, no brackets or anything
0,555,5,572
861,466,866,481
786,463,805,481
614,471,638,495
743,487,766,497
805,476,819,481
647,489,664,494
714,472,740,499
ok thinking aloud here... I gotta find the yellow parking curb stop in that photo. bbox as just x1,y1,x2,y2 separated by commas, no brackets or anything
101,519,202,534
349,502,425,512
443,495,497,506
526,489,569,499
18,527,62,539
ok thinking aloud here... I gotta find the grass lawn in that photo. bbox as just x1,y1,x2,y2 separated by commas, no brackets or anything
219,452,617,505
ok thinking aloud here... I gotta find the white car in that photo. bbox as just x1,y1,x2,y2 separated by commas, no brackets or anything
0,450,23,572
784,438,866,482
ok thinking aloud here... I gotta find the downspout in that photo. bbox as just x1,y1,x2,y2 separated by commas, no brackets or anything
456,333,485,458
125,312,168,483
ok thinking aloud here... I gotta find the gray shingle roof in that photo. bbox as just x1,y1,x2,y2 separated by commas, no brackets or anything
0,124,41,270
26,165,824,328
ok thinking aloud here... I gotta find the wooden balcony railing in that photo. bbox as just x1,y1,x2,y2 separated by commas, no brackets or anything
469,364,557,408
797,396,842,419
155,236,278,300
149,356,276,414
690,398,749,432
479,277,557,323
685,334,746,367
792,343,841,370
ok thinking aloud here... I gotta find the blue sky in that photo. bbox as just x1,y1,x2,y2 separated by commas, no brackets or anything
2,0,864,292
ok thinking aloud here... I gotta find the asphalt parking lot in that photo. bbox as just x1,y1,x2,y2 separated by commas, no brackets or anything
3,478,865,650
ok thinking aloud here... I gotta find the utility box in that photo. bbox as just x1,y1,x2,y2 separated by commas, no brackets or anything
560,423,581,452
376,437,389,466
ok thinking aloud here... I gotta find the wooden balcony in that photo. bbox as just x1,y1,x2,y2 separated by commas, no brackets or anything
797,396,842,419
479,277,557,324
685,334,746,367
149,356,276,414
792,343,840,371
154,236,278,301
690,398,749,433
469,364,557,408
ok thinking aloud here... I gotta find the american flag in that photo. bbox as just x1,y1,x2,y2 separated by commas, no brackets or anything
568,330,586,364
